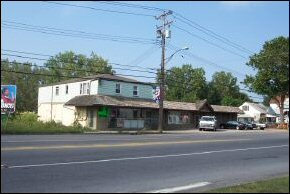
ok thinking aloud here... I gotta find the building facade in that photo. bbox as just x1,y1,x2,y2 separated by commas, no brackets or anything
38,74,243,130
238,102,276,123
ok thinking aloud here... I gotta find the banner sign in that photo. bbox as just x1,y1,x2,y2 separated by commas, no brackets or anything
98,106,110,118
1,85,17,114
153,86,160,104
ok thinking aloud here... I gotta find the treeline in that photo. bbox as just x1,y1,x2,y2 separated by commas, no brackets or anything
1,51,113,112
162,64,251,106
1,51,251,113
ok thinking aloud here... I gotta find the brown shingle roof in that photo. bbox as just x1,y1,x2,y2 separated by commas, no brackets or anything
211,105,244,114
65,95,242,113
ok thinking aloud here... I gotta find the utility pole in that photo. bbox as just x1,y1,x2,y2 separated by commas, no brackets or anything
156,11,172,133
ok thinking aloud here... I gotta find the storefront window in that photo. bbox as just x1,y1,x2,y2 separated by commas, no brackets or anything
168,111,190,124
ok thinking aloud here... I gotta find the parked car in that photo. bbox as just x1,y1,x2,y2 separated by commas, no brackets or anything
253,122,266,130
220,121,246,130
240,121,256,130
199,116,217,131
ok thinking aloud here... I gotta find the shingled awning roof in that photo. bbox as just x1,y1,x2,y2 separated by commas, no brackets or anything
211,105,244,114
65,95,242,113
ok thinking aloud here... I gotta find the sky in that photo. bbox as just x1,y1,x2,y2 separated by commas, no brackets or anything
1,1,289,102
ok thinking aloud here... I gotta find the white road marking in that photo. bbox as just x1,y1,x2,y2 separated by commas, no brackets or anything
149,182,210,193
5,144,288,169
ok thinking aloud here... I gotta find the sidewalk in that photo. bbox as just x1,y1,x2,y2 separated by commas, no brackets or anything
84,128,288,135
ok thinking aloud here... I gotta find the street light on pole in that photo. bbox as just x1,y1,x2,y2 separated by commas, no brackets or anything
157,45,189,133
165,47,189,64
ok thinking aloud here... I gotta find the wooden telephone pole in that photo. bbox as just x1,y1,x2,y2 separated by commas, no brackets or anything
156,11,172,133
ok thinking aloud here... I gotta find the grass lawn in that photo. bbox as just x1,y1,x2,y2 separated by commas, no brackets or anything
1,112,93,134
205,176,289,193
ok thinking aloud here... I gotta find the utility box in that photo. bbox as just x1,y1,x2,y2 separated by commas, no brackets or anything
165,30,171,38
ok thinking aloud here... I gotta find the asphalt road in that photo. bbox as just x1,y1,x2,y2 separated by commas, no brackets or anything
1,130,289,193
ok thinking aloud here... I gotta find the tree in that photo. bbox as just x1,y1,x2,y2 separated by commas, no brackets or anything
1,60,44,112
45,51,114,83
1,51,114,112
244,36,289,124
163,64,207,102
208,71,251,106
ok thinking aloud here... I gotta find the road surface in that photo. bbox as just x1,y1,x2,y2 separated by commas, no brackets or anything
1,130,289,193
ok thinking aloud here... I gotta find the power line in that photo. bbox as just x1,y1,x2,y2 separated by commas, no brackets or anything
89,1,255,56
173,12,255,55
1,53,158,75
1,49,159,71
2,20,156,42
125,45,160,67
93,1,166,12
42,1,155,17
167,44,247,79
173,24,248,59
1,60,157,79
2,21,158,45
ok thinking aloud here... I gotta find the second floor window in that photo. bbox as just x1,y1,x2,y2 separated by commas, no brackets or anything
55,86,59,96
116,83,121,94
133,86,138,96
80,83,90,95
242,105,249,111
65,85,69,95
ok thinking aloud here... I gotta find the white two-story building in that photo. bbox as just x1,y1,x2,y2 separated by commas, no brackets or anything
38,74,243,130
238,102,277,123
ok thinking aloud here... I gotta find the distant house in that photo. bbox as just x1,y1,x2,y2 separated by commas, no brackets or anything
269,96,289,123
238,102,276,123
38,74,243,130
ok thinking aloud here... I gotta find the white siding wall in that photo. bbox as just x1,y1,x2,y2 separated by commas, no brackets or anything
239,102,263,122
38,80,98,126
38,80,98,104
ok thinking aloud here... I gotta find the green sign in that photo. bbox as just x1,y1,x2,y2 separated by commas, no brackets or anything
98,106,110,118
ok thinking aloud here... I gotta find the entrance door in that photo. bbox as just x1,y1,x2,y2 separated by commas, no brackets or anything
88,109,96,129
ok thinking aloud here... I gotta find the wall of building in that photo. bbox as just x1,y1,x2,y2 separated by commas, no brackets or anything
239,102,263,122
38,103,76,126
98,80,153,99
38,80,98,104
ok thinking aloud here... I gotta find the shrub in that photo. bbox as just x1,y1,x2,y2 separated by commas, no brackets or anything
1,112,92,134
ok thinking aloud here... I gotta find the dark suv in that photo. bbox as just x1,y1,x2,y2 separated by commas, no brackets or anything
220,121,246,130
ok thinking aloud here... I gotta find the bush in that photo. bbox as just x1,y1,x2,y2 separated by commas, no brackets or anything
1,112,92,134
277,123,289,129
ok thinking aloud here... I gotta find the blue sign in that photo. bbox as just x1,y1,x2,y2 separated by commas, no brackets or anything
1,85,17,113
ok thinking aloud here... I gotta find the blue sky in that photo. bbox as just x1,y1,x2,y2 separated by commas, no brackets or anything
1,1,289,102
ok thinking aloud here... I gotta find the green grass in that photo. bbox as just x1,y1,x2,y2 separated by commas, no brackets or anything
205,176,289,193
1,112,93,134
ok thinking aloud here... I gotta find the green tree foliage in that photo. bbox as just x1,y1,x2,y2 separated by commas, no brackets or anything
164,64,207,102
45,51,113,83
1,51,114,112
244,36,289,123
1,60,44,112
207,71,251,106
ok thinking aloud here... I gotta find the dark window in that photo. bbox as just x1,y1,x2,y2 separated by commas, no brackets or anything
65,85,69,94
133,86,138,96
133,110,138,118
55,86,59,96
80,83,83,94
116,83,121,94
